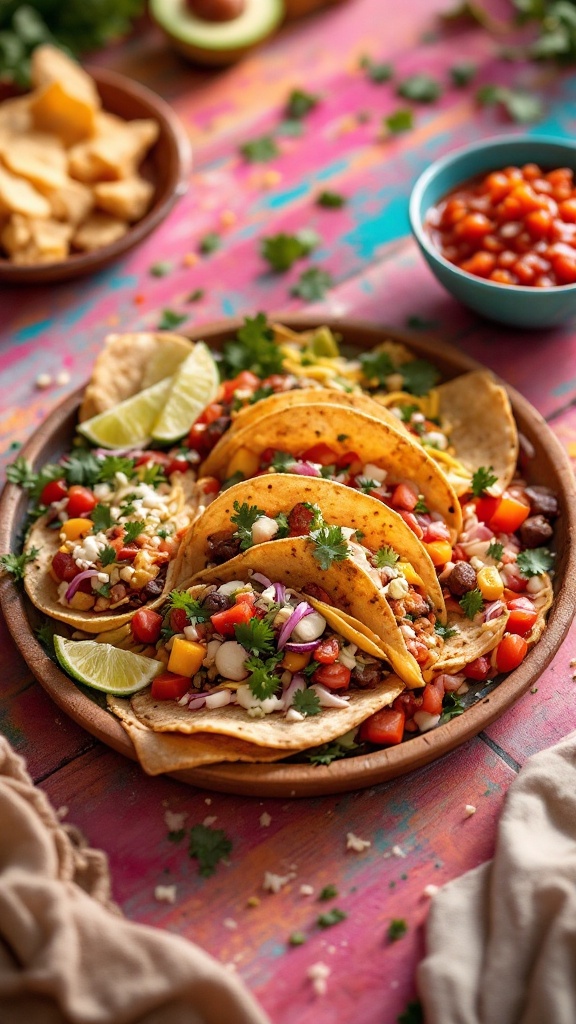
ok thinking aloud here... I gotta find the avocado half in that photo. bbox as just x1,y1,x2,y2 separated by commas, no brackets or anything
150,0,285,67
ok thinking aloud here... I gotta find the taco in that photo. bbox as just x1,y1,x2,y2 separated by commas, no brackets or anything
121,570,406,751
199,403,463,543
24,451,198,634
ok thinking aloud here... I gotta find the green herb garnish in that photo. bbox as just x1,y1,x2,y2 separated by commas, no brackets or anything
285,87,319,118
440,692,466,721
189,824,232,877
158,309,188,331
317,907,347,928
290,267,334,301
310,525,349,570
374,546,400,569
471,465,498,497
517,547,554,578
0,548,39,581
169,590,210,622
246,654,283,700
150,261,171,277
401,359,440,396
318,884,338,901
434,621,459,640
383,108,414,133
450,61,477,86
122,520,146,544
270,450,295,472
397,74,442,102
476,84,543,123
288,931,307,946
387,918,408,941
199,232,221,255
292,687,322,716
235,617,276,656
360,55,393,82
99,545,117,567
486,540,504,561
459,588,484,620
230,500,265,550
261,229,320,272
317,190,346,208
222,313,284,379
240,135,279,162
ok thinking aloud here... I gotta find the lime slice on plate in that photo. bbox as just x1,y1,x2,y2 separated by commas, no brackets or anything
151,341,219,444
54,635,162,695
78,375,173,449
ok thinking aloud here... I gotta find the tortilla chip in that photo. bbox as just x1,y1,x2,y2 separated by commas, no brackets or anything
78,332,194,422
0,164,51,219
437,371,518,496
0,132,68,193
72,212,128,251
48,177,94,226
200,403,462,541
93,177,154,223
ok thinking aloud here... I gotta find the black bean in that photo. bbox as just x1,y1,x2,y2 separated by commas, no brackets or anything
143,577,165,599
525,486,558,520
447,561,477,597
202,591,231,615
519,515,553,549
206,530,242,563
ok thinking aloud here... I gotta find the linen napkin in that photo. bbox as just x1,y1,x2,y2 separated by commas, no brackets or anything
0,735,270,1024
418,730,576,1024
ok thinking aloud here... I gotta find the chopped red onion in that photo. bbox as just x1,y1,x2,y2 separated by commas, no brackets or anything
462,524,494,544
252,572,272,588
64,569,101,602
274,582,286,604
483,600,506,622
282,672,306,710
284,639,321,653
291,461,321,477
277,601,314,650
309,684,350,709
188,695,207,710
205,690,232,709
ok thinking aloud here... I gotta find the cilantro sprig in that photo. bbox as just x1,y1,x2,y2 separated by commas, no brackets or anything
189,824,232,877
246,653,283,700
168,590,210,622
486,540,504,562
309,525,349,570
292,687,322,716
459,588,484,620
434,621,459,641
0,548,39,581
517,547,554,578
234,617,276,656
222,314,284,379
123,520,146,544
471,465,498,497
374,546,400,569
285,88,319,118
261,229,319,272
290,267,334,301
230,501,265,550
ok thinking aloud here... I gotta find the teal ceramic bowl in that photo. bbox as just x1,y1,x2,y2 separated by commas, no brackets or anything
409,135,576,329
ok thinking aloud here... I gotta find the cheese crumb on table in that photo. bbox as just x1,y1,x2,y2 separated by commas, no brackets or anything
392,845,407,858
423,884,439,898
154,885,176,904
307,961,331,996
55,370,70,386
223,918,238,930
164,810,187,832
464,804,477,817
346,831,371,853
203,815,217,827
263,871,296,893
300,884,314,897
35,373,52,389
260,812,272,827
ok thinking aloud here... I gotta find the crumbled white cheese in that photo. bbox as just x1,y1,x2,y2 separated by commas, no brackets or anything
300,884,314,897
346,832,371,853
363,462,387,483
35,372,52,389
413,710,441,732
392,845,407,859
164,809,187,832
56,805,69,820
251,515,279,544
423,884,439,898
464,804,477,817
154,885,176,904
263,871,295,893
423,430,448,450
203,815,217,827
285,708,305,722
386,576,410,600
260,812,272,827
223,918,238,930
205,797,212,805
307,961,331,996
55,370,71,386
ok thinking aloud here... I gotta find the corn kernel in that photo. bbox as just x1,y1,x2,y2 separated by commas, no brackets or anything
168,637,205,677
424,540,453,567
226,447,260,479
281,651,311,672
477,565,504,601
60,517,93,541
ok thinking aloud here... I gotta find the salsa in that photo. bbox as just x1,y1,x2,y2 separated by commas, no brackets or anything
425,163,576,287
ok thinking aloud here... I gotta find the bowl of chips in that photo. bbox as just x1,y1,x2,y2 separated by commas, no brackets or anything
0,46,192,284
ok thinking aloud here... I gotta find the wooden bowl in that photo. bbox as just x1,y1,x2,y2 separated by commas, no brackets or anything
0,68,192,285
1,316,575,796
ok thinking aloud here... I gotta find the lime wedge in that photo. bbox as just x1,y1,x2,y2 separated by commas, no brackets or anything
151,341,219,444
78,376,173,449
54,635,163,695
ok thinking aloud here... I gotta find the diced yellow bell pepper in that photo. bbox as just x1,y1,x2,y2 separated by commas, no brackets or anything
167,637,205,677
477,565,504,601
226,447,261,479
60,517,93,541
424,540,453,568
67,591,95,610
280,651,311,672
396,561,424,587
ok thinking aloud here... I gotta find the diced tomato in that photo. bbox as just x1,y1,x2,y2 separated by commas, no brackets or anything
393,690,423,719
391,483,418,511
300,443,338,466
496,633,528,672
420,679,444,715
210,602,254,636
51,551,80,582
312,662,351,690
359,707,405,746
506,596,537,636
195,402,225,426
287,503,316,536
336,451,363,474
40,478,68,505
314,636,340,664
464,656,492,681
488,494,530,534
451,544,469,562
475,495,500,523
116,545,139,561
151,672,191,701
135,451,170,468
405,638,430,665
398,510,424,539
200,477,221,495
66,485,97,518
166,456,191,475
220,371,260,403
235,591,256,608
170,607,189,633
132,608,163,644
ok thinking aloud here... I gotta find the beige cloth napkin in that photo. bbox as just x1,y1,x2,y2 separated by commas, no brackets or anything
418,730,576,1024
0,736,270,1024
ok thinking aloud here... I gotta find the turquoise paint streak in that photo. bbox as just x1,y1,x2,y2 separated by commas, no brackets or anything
343,195,410,260
553,377,576,397
254,159,350,213
14,319,53,343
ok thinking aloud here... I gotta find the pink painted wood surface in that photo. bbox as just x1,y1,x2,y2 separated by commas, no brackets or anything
1,2,576,1022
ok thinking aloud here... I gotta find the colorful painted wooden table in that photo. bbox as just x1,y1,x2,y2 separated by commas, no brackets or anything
2,2,576,1020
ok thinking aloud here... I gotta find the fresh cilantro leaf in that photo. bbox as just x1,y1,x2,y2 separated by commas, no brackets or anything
285,87,319,118
383,108,414,134
234,617,276,655
123,521,146,544
292,687,322,716
317,907,347,928
140,463,168,487
63,449,102,487
274,511,291,538
240,135,279,162
316,190,346,208
397,74,442,102
374,546,400,569
277,118,304,136
95,582,111,598
434,620,459,640
222,471,245,491
189,824,232,877
118,496,137,517
406,314,439,329
360,55,393,82
401,359,440,396
157,526,173,539
319,884,339,900
486,540,504,561
319,464,337,479
450,61,477,87
230,500,266,550
397,1000,424,1024
476,84,543,123
167,829,185,843
358,477,378,494
6,455,37,489
290,267,334,301
246,654,283,700
414,496,429,513
150,260,171,277
517,547,555,578
187,288,205,302
288,931,307,946
158,309,188,331
91,503,113,533
397,403,420,423
360,349,395,384
222,313,284,379
199,232,221,255
440,692,465,721
303,659,320,677
387,918,408,941
459,588,484,620
99,545,117,567
471,465,498,497
310,525,349,570
271,450,295,472
261,229,319,272
169,590,210,622
0,548,39,581
97,456,136,482
246,385,274,406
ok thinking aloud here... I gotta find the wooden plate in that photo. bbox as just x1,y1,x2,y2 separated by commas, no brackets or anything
0,68,191,284
1,316,574,796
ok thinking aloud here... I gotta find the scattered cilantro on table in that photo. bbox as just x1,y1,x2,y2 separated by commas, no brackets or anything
310,525,349,569
285,88,319,118
476,84,543,123
459,588,484,619
150,261,171,277
359,55,393,82
387,918,408,941
397,74,442,102
222,314,284,378
292,688,322,716
290,267,334,300
187,289,205,303
316,190,346,208
374,546,400,569
277,119,304,136
471,465,497,496
317,907,347,928
189,824,232,877
318,884,339,901
288,931,307,946
230,500,266,549
158,309,188,331
234,618,276,656
397,1000,424,1024
0,549,39,581
383,108,414,134
450,61,477,86
517,547,554,578
261,229,320,272
240,135,279,162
